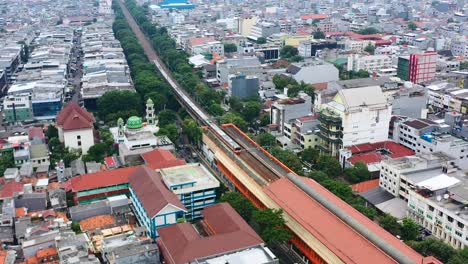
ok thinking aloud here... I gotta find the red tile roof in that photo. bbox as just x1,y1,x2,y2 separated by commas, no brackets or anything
70,166,137,192
0,181,24,198
300,14,328,20
56,102,94,131
189,37,216,46
80,215,115,231
297,115,317,122
128,166,185,218
28,127,45,140
346,141,414,165
157,203,264,264
352,179,380,193
263,177,428,264
142,149,186,169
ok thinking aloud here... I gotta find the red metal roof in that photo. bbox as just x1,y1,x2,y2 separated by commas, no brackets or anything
0,181,24,198
346,141,414,165
70,166,137,192
352,179,380,193
300,14,328,20
264,177,433,264
104,157,115,168
189,37,216,46
157,203,264,264
56,102,94,131
128,166,185,218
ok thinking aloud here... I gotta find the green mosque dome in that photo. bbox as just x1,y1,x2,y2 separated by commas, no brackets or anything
127,116,143,129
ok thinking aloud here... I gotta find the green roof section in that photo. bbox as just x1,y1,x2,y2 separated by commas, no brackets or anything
127,116,143,129
334,58,348,66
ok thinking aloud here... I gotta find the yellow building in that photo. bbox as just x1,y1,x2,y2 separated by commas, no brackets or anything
238,16,257,37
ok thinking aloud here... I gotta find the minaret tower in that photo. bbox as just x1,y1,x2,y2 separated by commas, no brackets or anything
146,98,155,126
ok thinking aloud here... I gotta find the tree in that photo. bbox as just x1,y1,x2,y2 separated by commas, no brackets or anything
228,96,243,113
220,192,257,222
252,209,291,243
256,133,277,148
71,222,81,233
353,203,377,220
357,27,380,35
379,214,401,236
401,218,419,241
208,103,224,117
272,75,297,90
256,37,267,44
97,90,142,122
408,239,455,263
344,161,370,184
224,43,237,53
220,112,248,131
307,170,329,183
83,142,108,162
241,101,261,123
364,43,375,55
157,124,179,144
408,22,417,31
182,118,202,142
259,114,270,126
316,155,342,177
280,45,299,59
448,247,468,264
313,30,325,39
289,55,304,62
270,147,302,173
321,179,354,201
302,147,320,164
0,152,14,176
45,124,58,140
158,109,176,127
145,92,168,113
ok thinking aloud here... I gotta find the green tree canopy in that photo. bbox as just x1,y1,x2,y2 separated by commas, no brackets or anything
220,112,248,131
280,45,299,59
270,147,302,173
83,142,108,163
46,124,58,139
223,43,237,53
157,124,179,145
408,239,455,263
401,218,419,241
313,30,326,39
158,109,176,127
256,37,267,44
252,208,291,243
0,152,14,176
241,101,262,123
302,147,320,164
255,133,277,148
316,155,342,177
272,74,297,90
364,43,375,55
357,27,380,35
182,118,202,142
379,214,401,236
407,22,417,31
220,192,257,222
97,90,142,122
343,161,370,184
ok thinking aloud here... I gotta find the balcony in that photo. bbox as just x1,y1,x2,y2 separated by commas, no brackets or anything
318,110,342,126
317,131,342,144
318,124,343,137
317,144,331,153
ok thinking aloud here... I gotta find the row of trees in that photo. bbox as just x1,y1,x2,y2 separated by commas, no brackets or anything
220,192,291,243
124,0,224,118
272,75,315,98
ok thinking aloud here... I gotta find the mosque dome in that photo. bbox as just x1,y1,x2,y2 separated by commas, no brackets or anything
127,116,143,129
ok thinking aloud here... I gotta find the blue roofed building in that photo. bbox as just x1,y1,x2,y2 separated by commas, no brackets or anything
128,166,186,238
156,0,195,9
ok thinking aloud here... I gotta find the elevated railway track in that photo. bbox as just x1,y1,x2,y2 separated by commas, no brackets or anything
116,1,441,263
